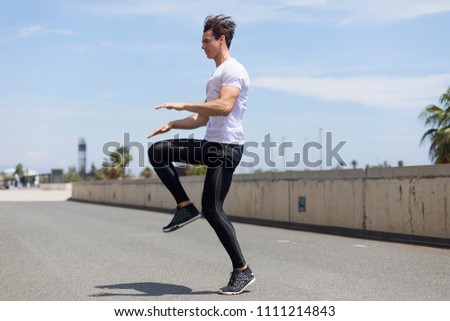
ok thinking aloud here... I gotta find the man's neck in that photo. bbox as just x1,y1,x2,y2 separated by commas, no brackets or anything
214,50,231,67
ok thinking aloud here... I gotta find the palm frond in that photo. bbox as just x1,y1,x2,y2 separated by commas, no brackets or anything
420,86,450,164
419,105,445,126
438,87,450,108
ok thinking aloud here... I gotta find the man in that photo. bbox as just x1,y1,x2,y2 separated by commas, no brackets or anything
147,15,254,295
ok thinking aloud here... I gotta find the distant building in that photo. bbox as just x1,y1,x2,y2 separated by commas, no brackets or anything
51,169,64,184
1,167,40,188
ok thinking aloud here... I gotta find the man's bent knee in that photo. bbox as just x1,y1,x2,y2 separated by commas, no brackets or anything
148,141,170,167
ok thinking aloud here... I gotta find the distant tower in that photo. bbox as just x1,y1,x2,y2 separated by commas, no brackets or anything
78,138,87,178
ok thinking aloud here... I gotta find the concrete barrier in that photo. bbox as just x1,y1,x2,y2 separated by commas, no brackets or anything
71,165,450,244
40,183,72,191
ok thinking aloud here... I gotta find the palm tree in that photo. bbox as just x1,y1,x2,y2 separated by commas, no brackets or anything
139,167,153,179
14,163,24,177
65,166,81,182
102,145,133,179
420,87,450,164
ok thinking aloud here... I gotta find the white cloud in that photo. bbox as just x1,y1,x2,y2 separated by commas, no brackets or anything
16,25,73,38
84,1,177,15
68,0,450,24
347,0,450,22
252,74,450,109
73,40,179,54
281,0,450,23
99,92,115,99
67,0,298,24
25,149,48,160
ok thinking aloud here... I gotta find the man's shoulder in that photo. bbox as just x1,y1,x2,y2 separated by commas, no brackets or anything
223,58,248,76
228,57,246,69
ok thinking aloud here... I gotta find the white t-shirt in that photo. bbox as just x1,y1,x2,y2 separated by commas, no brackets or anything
204,57,249,145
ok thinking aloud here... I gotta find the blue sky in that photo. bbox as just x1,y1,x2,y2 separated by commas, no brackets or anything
1,0,450,175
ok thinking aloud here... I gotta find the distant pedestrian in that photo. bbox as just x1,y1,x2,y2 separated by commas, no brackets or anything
147,14,254,295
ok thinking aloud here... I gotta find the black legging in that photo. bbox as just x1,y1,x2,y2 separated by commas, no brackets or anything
148,138,246,269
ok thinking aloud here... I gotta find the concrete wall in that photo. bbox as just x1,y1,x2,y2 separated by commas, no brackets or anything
40,183,72,191
72,165,450,241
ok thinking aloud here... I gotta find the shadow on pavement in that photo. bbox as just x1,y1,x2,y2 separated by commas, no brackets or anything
91,282,216,298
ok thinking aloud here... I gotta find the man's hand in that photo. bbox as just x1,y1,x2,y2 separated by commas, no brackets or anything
147,122,173,138
155,102,186,111
147,100,210,139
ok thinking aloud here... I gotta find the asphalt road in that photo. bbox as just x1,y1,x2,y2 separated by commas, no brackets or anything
0,201,449,301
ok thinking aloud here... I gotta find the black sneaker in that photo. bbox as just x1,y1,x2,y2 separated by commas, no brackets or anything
218,266,255,295
162,204,201,233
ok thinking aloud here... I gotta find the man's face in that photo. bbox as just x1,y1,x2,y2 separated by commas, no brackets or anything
201,29,222,59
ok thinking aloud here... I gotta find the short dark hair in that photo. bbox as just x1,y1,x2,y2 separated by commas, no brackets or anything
203,15,236,48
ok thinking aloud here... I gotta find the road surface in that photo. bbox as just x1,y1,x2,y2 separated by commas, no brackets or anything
1,201,449,301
